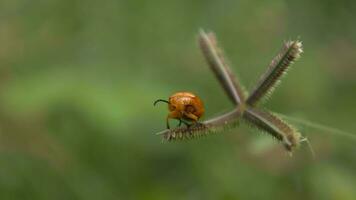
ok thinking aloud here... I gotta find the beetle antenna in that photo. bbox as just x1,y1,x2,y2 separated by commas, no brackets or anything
154,99,169,106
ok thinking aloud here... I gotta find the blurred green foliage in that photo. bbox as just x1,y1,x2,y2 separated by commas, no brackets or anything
0,0,356,199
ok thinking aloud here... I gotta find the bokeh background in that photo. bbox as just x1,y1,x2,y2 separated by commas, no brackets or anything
1,0,356,199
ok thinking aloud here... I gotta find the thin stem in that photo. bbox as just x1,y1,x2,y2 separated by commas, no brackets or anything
274,112,356,141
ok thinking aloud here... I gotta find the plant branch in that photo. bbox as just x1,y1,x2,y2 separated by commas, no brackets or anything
246,41,303,106
156,108,242,141
199,30,246,105
156,30,304,153
242,107,301,151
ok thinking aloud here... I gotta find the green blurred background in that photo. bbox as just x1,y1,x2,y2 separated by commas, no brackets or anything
1,0,356,199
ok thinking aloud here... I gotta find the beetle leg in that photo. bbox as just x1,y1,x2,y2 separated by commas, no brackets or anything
183,112,203,128
180,119,191,128
183,112,199,122
167,112,179,129
166,116,171,129
167,111,183,129
178,119,182,127
177,119,191,128
170,119,192,128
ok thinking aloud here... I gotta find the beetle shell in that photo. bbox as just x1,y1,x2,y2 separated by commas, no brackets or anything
168,92,204,122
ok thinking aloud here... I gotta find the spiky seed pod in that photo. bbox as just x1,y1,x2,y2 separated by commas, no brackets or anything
157,109,242,141
158,122,240,142
243,107,301,151
246,41,303,106
158,123,210,141
199,30,246,105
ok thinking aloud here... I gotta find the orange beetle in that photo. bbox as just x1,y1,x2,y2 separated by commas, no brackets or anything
154,92,205,129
